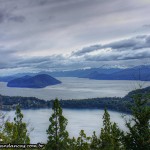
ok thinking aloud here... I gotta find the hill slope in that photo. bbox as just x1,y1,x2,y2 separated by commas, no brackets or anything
7,74,61,88
83,65,150,81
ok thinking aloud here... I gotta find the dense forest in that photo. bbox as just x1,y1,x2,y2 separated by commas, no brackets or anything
0,86,150,149
0,93,150,150
1,86,150,113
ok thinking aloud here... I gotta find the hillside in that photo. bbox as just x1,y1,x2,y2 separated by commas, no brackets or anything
7,74,61,88
0,85,150,112
83,65,150,81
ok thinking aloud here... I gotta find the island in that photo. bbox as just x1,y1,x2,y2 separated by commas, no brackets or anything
7,74,61,88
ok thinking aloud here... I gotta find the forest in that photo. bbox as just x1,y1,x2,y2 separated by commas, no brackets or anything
1,86,150,114
0,92,150,150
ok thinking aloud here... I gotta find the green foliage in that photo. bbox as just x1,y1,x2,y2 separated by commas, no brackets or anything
1,93,149,150
90,131,101,150
2,105,30,144
68,137,77,150
76,130,91,150
100,109,123,150
45,98,69,150
123,94,150,150
0,94,129,113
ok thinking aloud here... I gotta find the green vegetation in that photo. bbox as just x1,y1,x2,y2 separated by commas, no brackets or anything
0,106,30,150
122,94,150,150
1,86,150,113
99,109,123,150
4,105,30,144
43,96,150,150
45,99,69,150
0,90,149,149
0,95,129,113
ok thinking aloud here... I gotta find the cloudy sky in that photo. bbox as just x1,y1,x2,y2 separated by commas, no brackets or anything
0,0,150,75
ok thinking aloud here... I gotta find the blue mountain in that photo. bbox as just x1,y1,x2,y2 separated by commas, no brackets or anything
7,74,61,88
41,67,122,77
83,65,150,81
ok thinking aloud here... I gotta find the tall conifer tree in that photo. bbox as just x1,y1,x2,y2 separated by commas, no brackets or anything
45,99,69,150
100,109,123,150
123,94,150,150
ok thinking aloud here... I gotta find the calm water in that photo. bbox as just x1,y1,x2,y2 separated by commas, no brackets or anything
3,109,130,144
0,77,150,100
0,78,147,143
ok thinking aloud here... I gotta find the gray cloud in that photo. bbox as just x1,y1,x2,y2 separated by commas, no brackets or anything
72,45,102,56
0,6,25,24
143,24,150,28
9,55,86,72
105,35,150,51
0,8,9,23
0,0,150,75
8,16,25,23
1,0,150,51
84,48,150,61
0,35,150,74
0,11,5,23
72,35,150,62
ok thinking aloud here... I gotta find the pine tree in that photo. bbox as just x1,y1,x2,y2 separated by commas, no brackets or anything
123,94,150,150
100,109,111,149
76,130,91,150
68,137,77,150
110,122,124,150
45,99,69,150
100,109,123,150
90,131,101,150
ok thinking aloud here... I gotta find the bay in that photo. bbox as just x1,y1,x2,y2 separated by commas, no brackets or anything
3,108,130,144
0,77,150,100
0,78,146,143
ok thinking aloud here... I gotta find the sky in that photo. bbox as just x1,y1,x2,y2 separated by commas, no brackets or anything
0,0,150,75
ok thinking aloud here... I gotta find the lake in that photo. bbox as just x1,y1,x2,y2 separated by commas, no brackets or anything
0,77,150,100
3,108,130,144
0,78,147,143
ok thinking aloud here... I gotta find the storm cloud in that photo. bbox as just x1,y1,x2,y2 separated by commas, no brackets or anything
72,35,150,62
0,0,150,75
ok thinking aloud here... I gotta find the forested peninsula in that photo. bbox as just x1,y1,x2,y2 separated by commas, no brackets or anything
1,86,150,113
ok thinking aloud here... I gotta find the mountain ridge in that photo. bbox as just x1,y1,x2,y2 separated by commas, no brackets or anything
0,65,150,81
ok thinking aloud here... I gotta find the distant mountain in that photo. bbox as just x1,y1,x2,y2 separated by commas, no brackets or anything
0,67,123,81
0,73,36,82
82,71,109,80
83,65,150,81
7,74,61,88
39,67,122,77
1,65,150,82
0,76,16,82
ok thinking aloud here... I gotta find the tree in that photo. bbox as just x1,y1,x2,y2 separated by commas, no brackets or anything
68,137,77,150
3,105,30,144
90,131,100,150
123,94,150,150
76,130,91,150
0,111,6,144
100,109,123,150
45,99,69,150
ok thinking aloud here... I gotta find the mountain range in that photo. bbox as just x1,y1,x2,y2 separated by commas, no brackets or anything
0,65,150,82
83,65,150,81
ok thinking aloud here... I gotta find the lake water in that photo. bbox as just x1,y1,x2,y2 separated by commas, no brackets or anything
0,77,150,100
2,108,130,144
0,78,147,143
